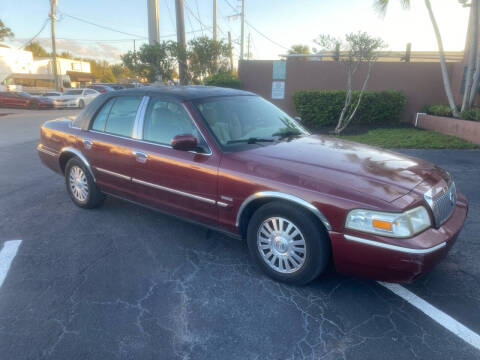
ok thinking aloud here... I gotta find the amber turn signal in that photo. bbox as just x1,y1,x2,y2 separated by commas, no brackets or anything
372,219,393,232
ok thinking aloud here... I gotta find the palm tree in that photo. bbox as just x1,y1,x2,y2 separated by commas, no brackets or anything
374,0,459,118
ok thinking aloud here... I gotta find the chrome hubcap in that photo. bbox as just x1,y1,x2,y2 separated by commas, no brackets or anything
257,217,306,274
69,166,88,202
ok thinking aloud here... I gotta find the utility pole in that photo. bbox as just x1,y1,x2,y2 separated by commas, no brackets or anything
133,39,136,52
175,0,188,85
228,31,234,70
213,0,217,41
247,33,251,60
49,0,60,91
240,0,245,60
147,0,160,44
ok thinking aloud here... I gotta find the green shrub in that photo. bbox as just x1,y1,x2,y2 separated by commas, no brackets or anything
423,104,453,117
460,108,480,122
204,72,242,89
292,89,406,127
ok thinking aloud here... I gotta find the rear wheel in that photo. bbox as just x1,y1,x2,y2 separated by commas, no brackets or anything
65,158,104,208
28,101,39,110
247,201,331,285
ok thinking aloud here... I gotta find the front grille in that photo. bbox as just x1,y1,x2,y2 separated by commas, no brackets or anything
424,181,456,227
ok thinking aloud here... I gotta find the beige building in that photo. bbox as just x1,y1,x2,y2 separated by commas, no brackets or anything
0,44,93,93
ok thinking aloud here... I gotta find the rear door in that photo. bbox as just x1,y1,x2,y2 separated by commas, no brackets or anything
83,95,146,197
129,97,221,226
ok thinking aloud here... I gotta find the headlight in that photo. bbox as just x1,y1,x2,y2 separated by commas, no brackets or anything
345,206,431,238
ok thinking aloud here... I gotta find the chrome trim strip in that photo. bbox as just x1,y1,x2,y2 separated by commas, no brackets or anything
60,147,95,181
37,144,57,157
95,167,131,181
132,96,150,139
132,178,216,205
217,201,230,208
235,191,332,230
221,196,233,202
344,234,446,254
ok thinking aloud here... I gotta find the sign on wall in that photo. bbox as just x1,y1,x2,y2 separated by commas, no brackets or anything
272,81,285,99
272,60,286,80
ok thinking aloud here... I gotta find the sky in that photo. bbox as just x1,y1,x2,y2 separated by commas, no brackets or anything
0,0,471,64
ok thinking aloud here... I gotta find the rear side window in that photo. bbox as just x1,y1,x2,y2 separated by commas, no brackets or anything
104,96,142,137
91,98,115,132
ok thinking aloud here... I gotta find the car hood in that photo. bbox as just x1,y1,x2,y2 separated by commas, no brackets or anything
231,135,448,204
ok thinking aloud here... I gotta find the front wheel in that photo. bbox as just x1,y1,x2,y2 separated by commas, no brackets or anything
247,201,331,285
65,158,104,208
78,100,85,109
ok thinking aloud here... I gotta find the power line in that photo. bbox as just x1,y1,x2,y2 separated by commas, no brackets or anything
57,10,147,39
223,0,288,50
18,18,50,49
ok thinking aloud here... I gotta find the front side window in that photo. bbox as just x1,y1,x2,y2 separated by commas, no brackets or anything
193,96,308,149
143,98,204,148
90,96,142,137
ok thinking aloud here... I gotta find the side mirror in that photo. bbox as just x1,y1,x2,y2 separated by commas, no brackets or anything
171,134,198,151
294,116,302,122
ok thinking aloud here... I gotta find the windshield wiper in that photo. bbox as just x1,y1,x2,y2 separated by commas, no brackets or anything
272,129,302,138
227,137,275,145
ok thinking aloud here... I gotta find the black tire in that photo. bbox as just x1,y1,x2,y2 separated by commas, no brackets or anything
78,100,85,109
247,201,331,285
65,157,104,209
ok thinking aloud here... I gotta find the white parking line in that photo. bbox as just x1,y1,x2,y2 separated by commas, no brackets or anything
379,282,480,351
0,240,22,288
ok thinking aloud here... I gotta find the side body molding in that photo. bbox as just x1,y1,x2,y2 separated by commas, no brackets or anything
60,147,96,181
235,191,332,231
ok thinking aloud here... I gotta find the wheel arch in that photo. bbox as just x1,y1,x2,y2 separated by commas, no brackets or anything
236,191,332,239
59,147,96,181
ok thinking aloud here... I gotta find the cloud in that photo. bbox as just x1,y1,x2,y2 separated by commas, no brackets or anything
11,37,125,63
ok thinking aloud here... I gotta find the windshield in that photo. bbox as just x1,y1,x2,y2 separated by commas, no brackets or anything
194,96,309,148
64,90,83,95
18,92,31,97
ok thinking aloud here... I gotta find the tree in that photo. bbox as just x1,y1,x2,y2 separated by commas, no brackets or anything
85,59,116,83
288,44,310,55
122,41,177,83
315,32,386,134
0,20,13,42
111,63,134,82
24,41,50,57
460,0,480,111
186,37,230,83
374,0,459,117
58,51,74,59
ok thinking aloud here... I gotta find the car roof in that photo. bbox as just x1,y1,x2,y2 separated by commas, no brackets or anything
110,85,255,101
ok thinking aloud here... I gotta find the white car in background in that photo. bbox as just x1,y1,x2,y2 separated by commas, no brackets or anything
53,88,100,109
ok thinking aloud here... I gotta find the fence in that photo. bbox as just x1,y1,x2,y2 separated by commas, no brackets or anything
238,59,460,122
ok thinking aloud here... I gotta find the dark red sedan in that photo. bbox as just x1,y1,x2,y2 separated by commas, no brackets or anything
37,86,468,284
0,91,54,109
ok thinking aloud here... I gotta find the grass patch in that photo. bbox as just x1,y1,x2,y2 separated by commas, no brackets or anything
336,127,478,149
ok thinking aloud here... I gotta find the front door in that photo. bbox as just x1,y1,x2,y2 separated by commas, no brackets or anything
130,97,221,226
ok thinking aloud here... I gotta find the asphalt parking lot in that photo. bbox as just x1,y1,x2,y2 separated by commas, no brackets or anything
0,109,479,360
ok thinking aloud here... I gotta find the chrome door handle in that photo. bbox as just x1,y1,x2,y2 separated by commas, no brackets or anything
133,150,148,163
82,138,93,150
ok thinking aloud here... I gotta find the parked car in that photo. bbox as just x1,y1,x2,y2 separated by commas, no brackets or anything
93,83,125,91
53,88,99,109
43,91,62,97
88,84,115,93
0,91,54,109
37,86,468,285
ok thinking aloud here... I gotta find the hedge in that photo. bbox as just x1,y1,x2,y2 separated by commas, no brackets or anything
204,72,242,89
292,90,406,127
423,104,480,122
